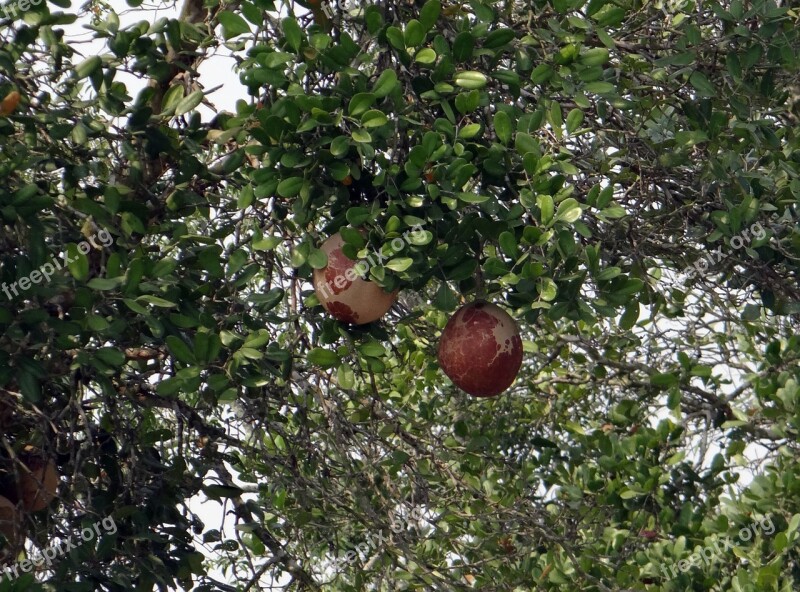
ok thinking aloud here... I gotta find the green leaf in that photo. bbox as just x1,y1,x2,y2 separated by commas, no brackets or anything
537,195,554,225
688,71,715,97
282,17,303,52
445,258,477,281
555,198,582,223
515,132,539,156
349,93,376,116
530,64,553,84
87,277,124,290
457,192,490,204
620,489,643,499
650,372,679,388
372,70,398,98
137,295,178,308
499,231,517,259
337,363,355,389
386,26,405,50
419,0,441,30
455,90,479,114
365,5,384,33
175,90,204,116
454,71,487,89
351,128,372,143
580,47,609,66
537,277,557,301
95,347,126,367
565,108,584,134
458,123,481,139
549,101,563,138
241,1,262,26
385,258,413,272
74,56,101,80
452,32,475,62
308,348,340,368
219,11,251,39
415,48,437,64
161,84,185,112
330,135,350,157
361,110,388,128
493,111,512,144
583,81,616,94
601,205,627,218
358,342,386,357
404,19,425,47
726,53,742,80
66,244,90,281
597,267,622,281
308,249,328,269
277,177,304,197
433,282,458,311
619,300,639,330
483,28,515,49
166,336,196,364
615,278,644,295
18,370,41,403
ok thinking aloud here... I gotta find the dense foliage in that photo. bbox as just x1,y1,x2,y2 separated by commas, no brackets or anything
1,0,800,589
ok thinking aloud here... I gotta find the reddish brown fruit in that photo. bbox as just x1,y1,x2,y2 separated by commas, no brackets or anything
437,300,523,397
0,91,20,116
312,232,398,324
18,447,59,512
0,495,21,547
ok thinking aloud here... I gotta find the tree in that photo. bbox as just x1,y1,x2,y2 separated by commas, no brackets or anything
1,0,799,589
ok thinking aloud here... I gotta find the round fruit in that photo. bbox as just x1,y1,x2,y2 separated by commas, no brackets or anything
0,91,20,116
0,495,20,547
312,231,398,324
437,300,523,397
18,447,59,512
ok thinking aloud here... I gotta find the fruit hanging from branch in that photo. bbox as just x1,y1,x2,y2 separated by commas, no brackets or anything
312,231,398,324
17,447,59,512
437,300,523,397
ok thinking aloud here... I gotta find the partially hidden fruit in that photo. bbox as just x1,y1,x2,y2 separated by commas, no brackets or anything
0,91,21,116
0,495,21,547
437,300,523,397
312,231,398,324
18,447,59,512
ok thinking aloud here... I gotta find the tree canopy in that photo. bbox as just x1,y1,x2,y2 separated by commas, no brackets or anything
1,0,800,589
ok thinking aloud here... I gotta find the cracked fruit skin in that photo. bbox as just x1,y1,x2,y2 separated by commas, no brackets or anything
312,232,398,325
437,300,523,397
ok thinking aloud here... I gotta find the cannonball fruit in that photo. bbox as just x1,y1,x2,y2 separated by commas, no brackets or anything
312,232,398,324
18,447,58,512
437,300,523,397
0,495,20,547
0,91,20,116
